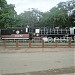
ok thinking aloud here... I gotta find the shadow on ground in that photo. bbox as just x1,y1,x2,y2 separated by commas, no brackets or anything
3,66,75,75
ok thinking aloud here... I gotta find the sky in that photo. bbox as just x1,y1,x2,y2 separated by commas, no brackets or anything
6,0,68,14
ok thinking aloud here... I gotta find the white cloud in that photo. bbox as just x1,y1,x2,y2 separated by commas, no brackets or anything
6,0,68,14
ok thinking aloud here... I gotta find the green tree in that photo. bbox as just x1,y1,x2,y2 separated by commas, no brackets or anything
0,0,17,29
39,7,70,28
57,0,75,27
15,8,43,27
39,0,75,28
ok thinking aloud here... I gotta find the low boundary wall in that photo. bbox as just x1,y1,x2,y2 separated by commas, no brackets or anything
0,39,75,48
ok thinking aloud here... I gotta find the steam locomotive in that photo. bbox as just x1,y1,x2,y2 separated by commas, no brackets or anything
1,27,75,40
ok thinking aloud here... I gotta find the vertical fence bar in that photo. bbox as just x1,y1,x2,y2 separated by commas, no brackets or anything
68,39,71,47
16,40,19,48
29,40,31,47
42,40,44,48
3,40,6,48
55,40,58,47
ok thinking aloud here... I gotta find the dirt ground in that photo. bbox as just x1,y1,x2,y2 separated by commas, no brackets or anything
0,47,75,53
0,47,75,75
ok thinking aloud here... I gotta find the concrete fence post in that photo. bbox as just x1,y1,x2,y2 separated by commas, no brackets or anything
68,39,71,47
29,40,31,47
55,40,58,47
16,40,19,47
42,40,44,48
3,40,6,48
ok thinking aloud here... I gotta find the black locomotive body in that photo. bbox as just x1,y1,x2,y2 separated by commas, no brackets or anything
1,27,75,40
1,28,31,39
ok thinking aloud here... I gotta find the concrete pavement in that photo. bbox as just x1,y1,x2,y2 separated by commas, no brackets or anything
0,49,75,75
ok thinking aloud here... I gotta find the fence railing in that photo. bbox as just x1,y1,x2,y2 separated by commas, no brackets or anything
0,39,75,48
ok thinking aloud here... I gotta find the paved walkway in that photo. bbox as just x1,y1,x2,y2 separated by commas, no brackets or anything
0,49,75,75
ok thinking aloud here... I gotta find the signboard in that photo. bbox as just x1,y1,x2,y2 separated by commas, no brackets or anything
1,34,29,39
35,29,40,33
70,28,74,34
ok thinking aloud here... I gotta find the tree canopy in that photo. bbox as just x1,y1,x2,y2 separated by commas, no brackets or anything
0,0,75,29
0,0,17,29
